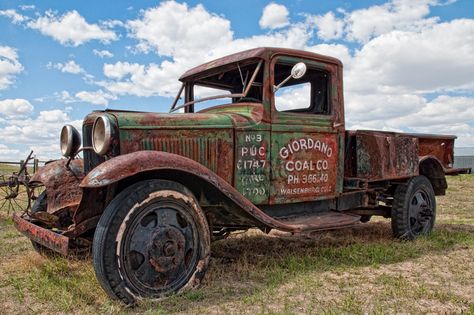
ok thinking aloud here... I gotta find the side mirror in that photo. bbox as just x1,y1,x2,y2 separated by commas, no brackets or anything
273,62,307,92
291,62,307,79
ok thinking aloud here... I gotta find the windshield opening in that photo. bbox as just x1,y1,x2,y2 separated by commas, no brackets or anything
170,59,263,113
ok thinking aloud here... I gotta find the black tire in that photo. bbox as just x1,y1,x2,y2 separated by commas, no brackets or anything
391,175,436,240
92,179,211,305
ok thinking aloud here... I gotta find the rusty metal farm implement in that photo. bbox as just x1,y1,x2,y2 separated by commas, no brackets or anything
0,151,43,214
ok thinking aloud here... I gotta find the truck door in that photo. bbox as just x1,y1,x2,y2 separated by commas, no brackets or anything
269,56,344,204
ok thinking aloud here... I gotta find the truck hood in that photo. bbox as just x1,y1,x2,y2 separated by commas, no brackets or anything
104,103,264,130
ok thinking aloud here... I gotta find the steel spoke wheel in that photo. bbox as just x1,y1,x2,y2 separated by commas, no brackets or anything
93,180,210,305
391,175,436,240
0,175,30,214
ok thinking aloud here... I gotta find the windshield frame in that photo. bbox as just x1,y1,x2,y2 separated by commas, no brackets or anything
169,60,263,113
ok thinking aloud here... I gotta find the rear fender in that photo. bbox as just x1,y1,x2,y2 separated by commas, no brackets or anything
80,151,294,232
419,155,447,195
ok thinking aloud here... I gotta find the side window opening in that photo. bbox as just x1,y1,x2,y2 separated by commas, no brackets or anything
274,62,330,114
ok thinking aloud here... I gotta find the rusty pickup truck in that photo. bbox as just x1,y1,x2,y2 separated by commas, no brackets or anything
13,47,469,304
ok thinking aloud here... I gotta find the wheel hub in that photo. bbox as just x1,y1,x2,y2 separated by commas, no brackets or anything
148,227,185,273
409,191,433,233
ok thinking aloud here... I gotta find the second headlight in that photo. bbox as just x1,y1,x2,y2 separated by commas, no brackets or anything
92,115,113,156
60,124,81,157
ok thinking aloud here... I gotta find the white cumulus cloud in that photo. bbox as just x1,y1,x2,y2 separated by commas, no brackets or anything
47,60,85,74
345,19,474,94
311,12,344,40
0,45,23,90
259,3,289,30
0,99,33,117
104,1,310,98
0,109,82,159
75,90,116,106
344,0,439,43
100,61,182,97
93,49,113,58
127,1,232,57
27,10,117,46
0,9,28,24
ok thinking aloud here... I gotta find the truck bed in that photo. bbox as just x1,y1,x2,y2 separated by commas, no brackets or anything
344,130,458,181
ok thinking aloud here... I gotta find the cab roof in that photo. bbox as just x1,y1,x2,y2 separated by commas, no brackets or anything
179,47,343,81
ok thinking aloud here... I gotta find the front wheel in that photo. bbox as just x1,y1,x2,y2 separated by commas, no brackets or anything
92,180,210,305
391,175,436,240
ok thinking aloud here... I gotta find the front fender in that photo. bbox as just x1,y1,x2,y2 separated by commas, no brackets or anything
81,151,230,188
30,159,84,214
80,151,295,232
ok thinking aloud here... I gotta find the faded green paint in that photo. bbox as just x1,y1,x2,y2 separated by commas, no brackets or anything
270,131,339,204
108,110,234,129
234,130,270,204
120,128,234,184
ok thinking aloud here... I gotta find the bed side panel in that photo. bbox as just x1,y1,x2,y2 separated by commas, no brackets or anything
345,131,419,180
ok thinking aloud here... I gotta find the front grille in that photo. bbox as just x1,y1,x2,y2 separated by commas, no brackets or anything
83,124,104,173
141,137,221,172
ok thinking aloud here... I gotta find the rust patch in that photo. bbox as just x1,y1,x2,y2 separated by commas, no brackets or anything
417,137,455,168
13,213,69,255
345,130,419,181
31,159,84,216
120,129,233,184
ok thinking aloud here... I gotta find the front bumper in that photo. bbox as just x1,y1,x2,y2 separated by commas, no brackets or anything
13,213,70,255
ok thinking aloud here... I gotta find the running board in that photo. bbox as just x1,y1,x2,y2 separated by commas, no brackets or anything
276,211,361,232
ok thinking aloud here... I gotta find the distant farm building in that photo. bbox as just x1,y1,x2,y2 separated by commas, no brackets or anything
454,147,474,170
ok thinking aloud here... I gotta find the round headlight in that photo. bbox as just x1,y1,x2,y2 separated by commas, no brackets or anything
60,125,81,157
92,115,113,156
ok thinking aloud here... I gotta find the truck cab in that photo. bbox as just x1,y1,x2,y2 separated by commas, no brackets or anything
173,48,345,206
13,47,469,305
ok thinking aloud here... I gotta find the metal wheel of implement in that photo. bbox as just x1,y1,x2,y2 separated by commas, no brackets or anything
391,175,436,240
92,179,210,305
0,175,30,214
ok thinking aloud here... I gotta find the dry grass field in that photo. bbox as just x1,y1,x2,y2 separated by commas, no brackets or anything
0,168,473,314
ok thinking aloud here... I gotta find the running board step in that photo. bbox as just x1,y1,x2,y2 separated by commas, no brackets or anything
277,211,361,232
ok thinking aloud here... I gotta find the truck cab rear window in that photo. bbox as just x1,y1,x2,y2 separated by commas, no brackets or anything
274,63,330,115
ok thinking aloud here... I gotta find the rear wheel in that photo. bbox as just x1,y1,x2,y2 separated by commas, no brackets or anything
92,179,210,305
391,175,436,240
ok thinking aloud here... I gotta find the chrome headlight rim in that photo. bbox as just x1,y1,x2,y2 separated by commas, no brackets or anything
92,115,113,156
60,124,81,157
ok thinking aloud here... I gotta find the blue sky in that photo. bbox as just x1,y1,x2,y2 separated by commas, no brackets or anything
0,0,473,159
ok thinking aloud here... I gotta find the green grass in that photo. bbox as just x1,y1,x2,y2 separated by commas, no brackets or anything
0,173,473,314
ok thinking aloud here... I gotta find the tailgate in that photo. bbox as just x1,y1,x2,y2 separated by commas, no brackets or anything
415,134,455,168
413,134,470,174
